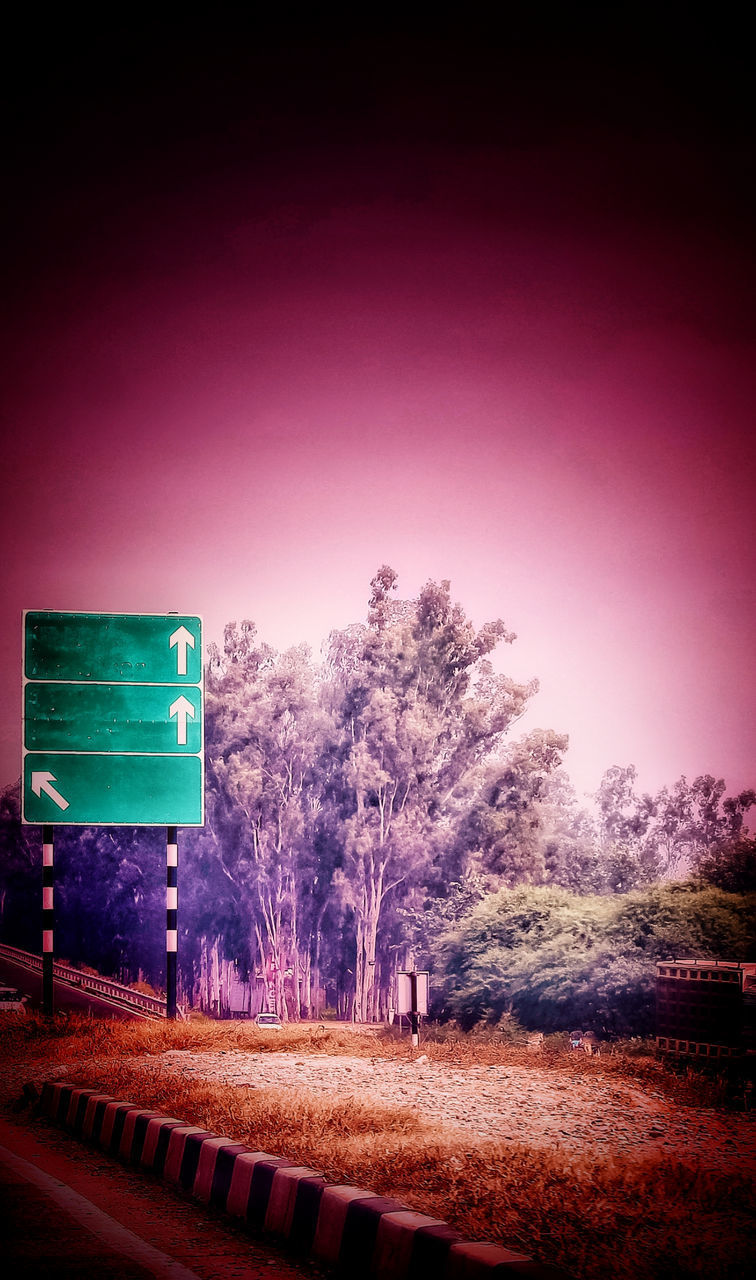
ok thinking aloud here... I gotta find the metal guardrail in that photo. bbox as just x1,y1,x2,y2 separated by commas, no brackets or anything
0,943,169,1018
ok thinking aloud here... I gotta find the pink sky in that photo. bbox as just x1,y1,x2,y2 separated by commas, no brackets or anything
2,18,754,805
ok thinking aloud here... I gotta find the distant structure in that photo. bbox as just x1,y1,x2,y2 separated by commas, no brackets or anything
656,960,756,1059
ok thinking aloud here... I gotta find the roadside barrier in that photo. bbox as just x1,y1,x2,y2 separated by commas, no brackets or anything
0,943,169,1017
38,1081,571,1278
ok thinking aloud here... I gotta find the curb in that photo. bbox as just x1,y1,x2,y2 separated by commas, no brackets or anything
38,1081,570,1278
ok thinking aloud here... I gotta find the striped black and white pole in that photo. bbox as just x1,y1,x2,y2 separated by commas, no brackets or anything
166,826,178,1019
42,824,54,1017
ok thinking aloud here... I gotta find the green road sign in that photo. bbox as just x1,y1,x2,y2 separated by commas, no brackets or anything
23,753,203,826
24,611,202,684
24,683,202,754
22,611,204,826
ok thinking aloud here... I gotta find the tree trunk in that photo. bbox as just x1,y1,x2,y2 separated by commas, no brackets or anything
354,896,380,1021
300,948,311,1019
310,901,328,1019
211,937,221,1014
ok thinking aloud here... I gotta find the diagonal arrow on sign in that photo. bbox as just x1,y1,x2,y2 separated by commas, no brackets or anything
31,771,70,811
169,695,196,746
169,625,196,676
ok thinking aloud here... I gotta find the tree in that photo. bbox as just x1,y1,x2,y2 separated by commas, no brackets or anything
536,771,605,894
455,729,569,888
594,766,658,891
696,836,756,893
593,769,755,889
326,568,536,1020
643,776,755,879
0,781,40,951
203,627,329,1018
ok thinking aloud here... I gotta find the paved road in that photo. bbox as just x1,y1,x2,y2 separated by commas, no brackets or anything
0,954,144,1020
0,1113,323,1279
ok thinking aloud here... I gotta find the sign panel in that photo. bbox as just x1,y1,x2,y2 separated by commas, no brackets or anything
23,753,203,826
24,612,202,684
24,684,202,754
22,611,204,826
396,971,430,1016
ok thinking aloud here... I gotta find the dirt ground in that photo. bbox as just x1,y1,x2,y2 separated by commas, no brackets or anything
15,1044,754,1176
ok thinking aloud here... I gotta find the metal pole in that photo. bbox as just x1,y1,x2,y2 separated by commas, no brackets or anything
42,825,54,1017
166,827,178,1019
410,970,419,1048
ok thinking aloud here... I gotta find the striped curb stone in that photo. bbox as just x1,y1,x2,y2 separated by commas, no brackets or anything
312,1185,376,1264
81,1094,118,1140
163,1124,216,1188
45,1081,75,1124
118,1108,164,1161
65,1086,98,1131
223,1149,275,1216
284,1170,331,1254
192,1136,250,1203
37,1081,570,1278
99,1100,139,1153
207,1140,260,1208
230,1153,301,1227
263,1163,326,1236
334,1194,408,1274
447,1240,555,1277
371,1209,448,1278
139,1116,186,1171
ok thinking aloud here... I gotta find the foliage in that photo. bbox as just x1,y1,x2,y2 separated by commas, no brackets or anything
695,835,756,893
323,568,535,1019
1,568,753,1028
455,729,569,887
0,781,39,951
200,631,328,1017
436,882,756,1034
593,767,755,889
3,1019,754,1280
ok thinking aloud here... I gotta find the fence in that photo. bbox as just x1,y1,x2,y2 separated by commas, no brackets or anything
0,943,169,1019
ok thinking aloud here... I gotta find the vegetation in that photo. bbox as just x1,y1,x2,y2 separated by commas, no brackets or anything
434,882,756,1034
1,567,753,1030
1,1017,753,1280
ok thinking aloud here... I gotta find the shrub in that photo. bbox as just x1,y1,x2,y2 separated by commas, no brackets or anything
434,883,756,1035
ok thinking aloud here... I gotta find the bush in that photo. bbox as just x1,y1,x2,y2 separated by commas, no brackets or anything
434,883,756,1035
130,979,161,997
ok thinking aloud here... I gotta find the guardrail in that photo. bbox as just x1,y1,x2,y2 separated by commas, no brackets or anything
0,943,170,1018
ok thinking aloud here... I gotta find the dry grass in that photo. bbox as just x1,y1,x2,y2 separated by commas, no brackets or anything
10,1010,734,1108
2,1015,754,1280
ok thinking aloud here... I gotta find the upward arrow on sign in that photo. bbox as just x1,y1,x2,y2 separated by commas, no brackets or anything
169,695,196,746
169,625,196,676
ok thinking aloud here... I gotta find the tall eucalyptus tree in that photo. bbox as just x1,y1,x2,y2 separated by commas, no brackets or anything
325,567,536,1020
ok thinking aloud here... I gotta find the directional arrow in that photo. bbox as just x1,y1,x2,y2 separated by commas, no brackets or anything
169,625,196,676
169,695,196,745
31,771,70,811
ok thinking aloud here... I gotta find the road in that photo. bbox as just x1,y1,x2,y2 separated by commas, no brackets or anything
0,953,147,1019
0,1111,324,1279
0,964,325,1277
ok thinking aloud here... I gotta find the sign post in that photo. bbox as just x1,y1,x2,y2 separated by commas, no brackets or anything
42,825,54,1017
22,611,204,1018
166,827,178,1019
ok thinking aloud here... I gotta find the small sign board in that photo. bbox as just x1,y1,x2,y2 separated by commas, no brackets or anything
396,970,430,1016
22,611,204,826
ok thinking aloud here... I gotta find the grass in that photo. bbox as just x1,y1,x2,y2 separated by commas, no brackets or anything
1,1015,754,1280
11,1010,737,1107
